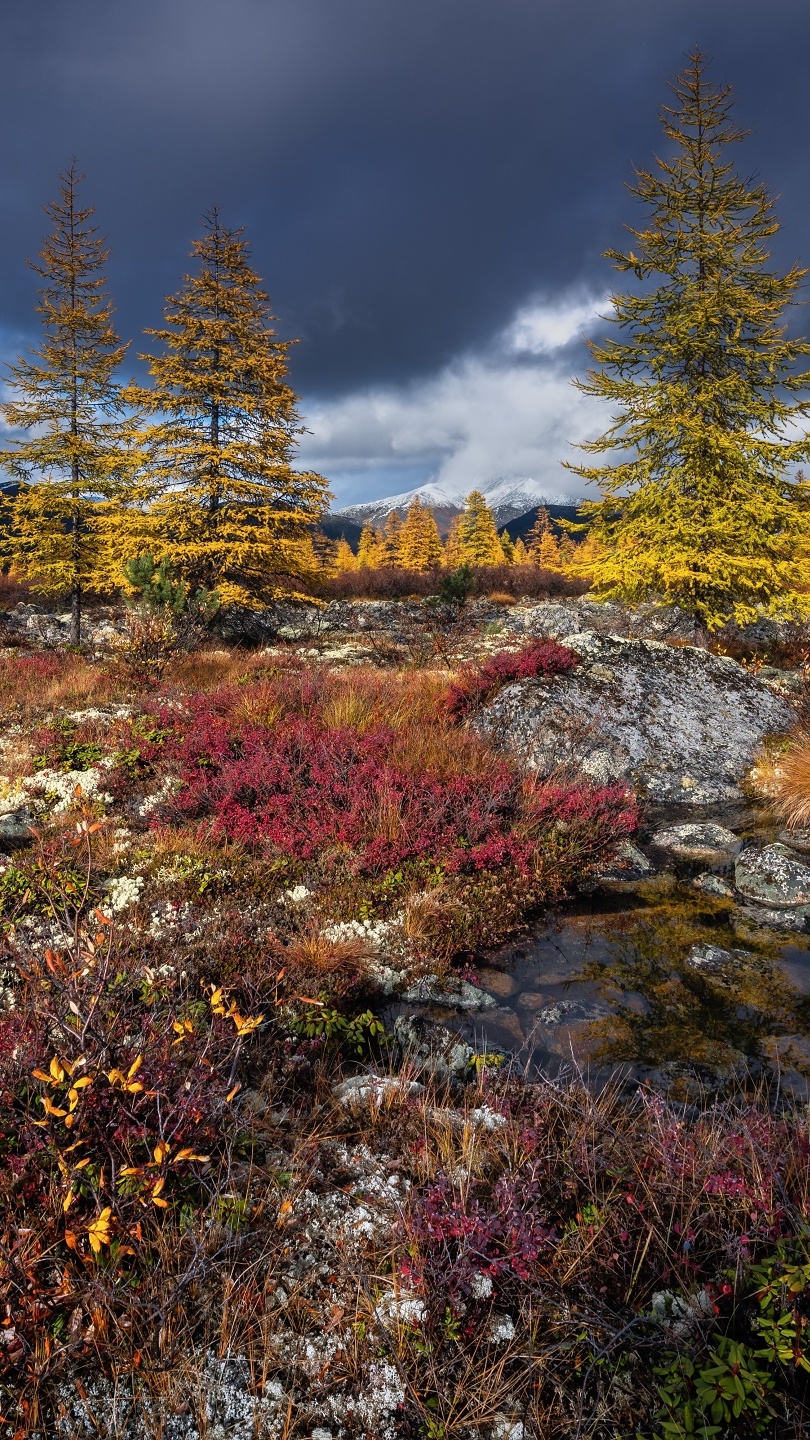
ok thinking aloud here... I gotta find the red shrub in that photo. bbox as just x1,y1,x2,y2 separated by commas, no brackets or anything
445,639,579,719
154,684,633,888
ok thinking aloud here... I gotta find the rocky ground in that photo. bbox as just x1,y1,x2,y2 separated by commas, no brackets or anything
2,594,810,1439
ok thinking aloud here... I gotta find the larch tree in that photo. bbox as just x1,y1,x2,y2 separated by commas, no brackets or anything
568,52,810,630
123,210,330,606
457,491,505,566
0,164,135,645
379,510,404,567
512,535,529,564
333,537,358,571
356,520,379,568
398,497,444,570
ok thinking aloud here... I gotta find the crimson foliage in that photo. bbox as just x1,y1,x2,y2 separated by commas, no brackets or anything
445,639,579,718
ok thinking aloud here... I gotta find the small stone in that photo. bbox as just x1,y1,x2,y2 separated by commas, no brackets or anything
735,843,810,908
401,974,496,1010
685,943,741,975
475,966,518,998
692,872,735,898
778,829,810,854
0,808,35,846
593,840,653,883
651,822,741,863
735,905,810,934
332,1073,424,1106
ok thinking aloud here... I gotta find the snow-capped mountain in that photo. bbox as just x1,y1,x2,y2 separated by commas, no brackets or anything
332,475,576,531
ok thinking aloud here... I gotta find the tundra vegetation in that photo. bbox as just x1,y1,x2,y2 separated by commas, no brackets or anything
3,49,810,1440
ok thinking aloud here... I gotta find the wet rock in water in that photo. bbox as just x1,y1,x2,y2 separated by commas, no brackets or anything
477,632,794,805
735,904,810,934
692,872,735,898
401,974,497,1010
591,840,653,883
475,965,519,999
651,822,741,864
685,943,754,977
734,843,810,908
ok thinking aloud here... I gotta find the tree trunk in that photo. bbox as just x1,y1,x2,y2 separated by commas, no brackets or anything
70,585,81,648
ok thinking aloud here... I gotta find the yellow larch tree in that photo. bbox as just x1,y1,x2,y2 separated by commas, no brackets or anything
0,165,136,645
119,210,330,606
398,497,444,570
568,53,810,628
457,491,505,566
356,520,378,568
512,536,529,565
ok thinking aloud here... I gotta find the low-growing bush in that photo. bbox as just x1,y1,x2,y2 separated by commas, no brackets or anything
322,563,587,601
445,637,579,718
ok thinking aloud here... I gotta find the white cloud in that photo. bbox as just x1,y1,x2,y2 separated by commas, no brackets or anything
298,288,612,506
503,290,611,356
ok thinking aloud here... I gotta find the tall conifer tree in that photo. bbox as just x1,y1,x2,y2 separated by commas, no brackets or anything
0,164,134,644
568,53,810,629
124,211,329,606
398,497,443,570
457,491,505,566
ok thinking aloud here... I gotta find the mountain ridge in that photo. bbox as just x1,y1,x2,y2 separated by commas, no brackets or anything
331,474,579,531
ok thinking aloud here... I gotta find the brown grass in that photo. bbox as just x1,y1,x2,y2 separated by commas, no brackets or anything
766,730,810,828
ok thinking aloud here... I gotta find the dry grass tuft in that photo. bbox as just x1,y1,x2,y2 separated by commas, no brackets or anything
765,730,810,828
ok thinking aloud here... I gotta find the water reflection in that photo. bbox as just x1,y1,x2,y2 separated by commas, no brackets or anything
470,873,810,1098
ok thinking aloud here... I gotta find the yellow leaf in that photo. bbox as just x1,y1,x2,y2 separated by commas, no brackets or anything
174,1148,210,1163
31,1068,53,1084
72,1076,93,1090
75,1157,91,1170
127,1057,143,1080
40,1096,68,1118
62,1189,75,1213
233,1012,264,1036
152,1176,165,1197
226,1084,241,1103
153,1142,170,1165
152,1196,170,1209
119,1166,143,1177
87,1207,113,1254
49,1057,66,1084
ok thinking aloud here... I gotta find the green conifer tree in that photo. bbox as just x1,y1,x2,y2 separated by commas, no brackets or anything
499,530,516,564
457,491,505,566
123,210,330,606
567,52,810,629
0,164,135,644
398,496,444,570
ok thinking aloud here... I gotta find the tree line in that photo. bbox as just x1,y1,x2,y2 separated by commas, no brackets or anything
330,493,587,574
3,51,810,641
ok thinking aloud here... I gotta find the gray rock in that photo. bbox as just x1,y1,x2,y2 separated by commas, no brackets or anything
477,632,794,805
692,872,735,898
592,840,653,883
685,943,753,977
735,904,810,934
393,1014,476,1079
735,843,810,908
332,1073,424,1106
401,974,497,1010
0,807,35,845
651,822,741,863
778,829,810,854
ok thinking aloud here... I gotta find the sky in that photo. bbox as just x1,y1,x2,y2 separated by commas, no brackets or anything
1,0,809,507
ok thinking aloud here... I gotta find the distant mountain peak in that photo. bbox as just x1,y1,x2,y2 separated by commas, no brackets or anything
332,475,577,530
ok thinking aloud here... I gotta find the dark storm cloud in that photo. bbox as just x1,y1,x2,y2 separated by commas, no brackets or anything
1,0,810,498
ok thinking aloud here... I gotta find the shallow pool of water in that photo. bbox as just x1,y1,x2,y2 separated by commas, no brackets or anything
413,802,810,1098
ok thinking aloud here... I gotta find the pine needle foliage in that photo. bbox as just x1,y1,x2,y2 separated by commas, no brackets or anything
0,164,135,644
398,497,444,570
125,210,330,607
568,52,810,629
457,490,505,567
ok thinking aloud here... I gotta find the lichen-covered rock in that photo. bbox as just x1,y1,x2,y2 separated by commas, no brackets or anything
477,632,794,804
651,822,741,863
734,843,810,908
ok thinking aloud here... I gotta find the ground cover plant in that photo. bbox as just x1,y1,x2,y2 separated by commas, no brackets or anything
3,637,810,1438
